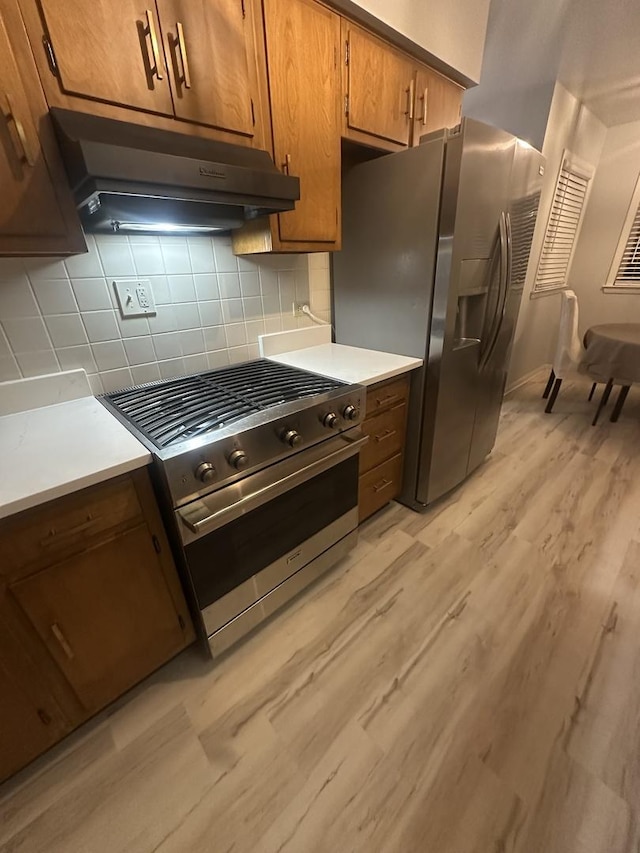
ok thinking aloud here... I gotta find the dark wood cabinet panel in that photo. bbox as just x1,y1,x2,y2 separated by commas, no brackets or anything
0,0,84,255
359,375,410,522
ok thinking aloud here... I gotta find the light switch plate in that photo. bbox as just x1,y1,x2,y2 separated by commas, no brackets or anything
112,279,157,318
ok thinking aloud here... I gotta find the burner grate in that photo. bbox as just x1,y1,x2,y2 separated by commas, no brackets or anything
103,359,345,448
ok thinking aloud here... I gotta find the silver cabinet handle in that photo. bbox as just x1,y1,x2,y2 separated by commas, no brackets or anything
144,9,164,81
176,22,191,89
2,92,34,166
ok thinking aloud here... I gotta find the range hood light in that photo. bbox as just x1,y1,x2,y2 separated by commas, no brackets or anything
111,221,226,234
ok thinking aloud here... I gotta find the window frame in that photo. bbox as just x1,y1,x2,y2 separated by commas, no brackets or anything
532,150,594,295
604,172,640,294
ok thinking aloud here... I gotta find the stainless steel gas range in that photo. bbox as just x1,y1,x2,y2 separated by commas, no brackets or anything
100,359,365,656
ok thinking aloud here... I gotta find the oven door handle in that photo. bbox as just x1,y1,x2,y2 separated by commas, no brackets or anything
178,434,369,536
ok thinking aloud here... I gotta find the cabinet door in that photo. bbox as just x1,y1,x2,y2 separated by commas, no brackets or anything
0,603,71,782
0,658,69,781
37,0,174,115
344,22,415,148
10,524,188,714
264,0,340,244
156,0,255,136
413,66,463,144
0,3,84,255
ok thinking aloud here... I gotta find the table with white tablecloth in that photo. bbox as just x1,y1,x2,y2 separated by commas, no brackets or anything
582,323,640,422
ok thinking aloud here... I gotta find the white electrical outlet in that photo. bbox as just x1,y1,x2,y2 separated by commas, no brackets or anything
112,279,157,318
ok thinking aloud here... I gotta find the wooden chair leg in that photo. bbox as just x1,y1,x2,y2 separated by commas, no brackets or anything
545,377,562,413
592,378,614,426
610,385,631,423
542,369,556,399
588,382,597,402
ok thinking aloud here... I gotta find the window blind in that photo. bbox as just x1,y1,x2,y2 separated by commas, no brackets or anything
614,203,640,284
534,157,591,292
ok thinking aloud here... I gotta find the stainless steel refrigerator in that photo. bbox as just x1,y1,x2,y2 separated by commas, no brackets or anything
333,117,545,509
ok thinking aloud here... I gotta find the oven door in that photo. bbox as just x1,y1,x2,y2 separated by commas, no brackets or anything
176,430,366,640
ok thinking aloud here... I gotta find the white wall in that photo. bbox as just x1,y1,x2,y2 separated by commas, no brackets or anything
507,83,607,386
462,0,570,149
568,121,640,329
349,0,490,84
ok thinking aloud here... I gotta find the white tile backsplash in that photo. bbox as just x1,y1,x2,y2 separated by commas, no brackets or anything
82,310,120,343
95,239,136,277
64,236,104,278
131,242,165,276
0,235,331,387
44,314,88,348
71,277,113,311
0,277,40,318
3,317,52,352
32,278,78,315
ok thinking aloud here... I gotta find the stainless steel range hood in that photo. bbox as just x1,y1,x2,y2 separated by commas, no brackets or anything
50,109,300,235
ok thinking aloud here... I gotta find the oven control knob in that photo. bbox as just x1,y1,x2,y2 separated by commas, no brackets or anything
343,404,360,421
228,449,248,470
195,462,216,484
323,412,339,429
283,429,303,448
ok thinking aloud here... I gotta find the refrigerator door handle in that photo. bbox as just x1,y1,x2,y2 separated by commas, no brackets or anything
481,211,510,369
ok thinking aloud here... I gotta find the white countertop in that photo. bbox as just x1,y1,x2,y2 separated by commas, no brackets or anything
267,342,423,386
0,372,150,520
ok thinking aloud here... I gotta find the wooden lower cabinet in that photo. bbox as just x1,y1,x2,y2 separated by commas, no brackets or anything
0,615,71,781
0,468,194,782
358,374,410,522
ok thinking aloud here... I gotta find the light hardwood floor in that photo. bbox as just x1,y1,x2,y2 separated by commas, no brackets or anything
2,376,640,853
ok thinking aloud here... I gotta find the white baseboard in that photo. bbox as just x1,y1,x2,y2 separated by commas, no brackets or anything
504,364,551,397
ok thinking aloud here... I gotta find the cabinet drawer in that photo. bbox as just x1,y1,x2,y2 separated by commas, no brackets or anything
365,375,409,417
358,453,404,523
0,475,144,581
360,402,406,474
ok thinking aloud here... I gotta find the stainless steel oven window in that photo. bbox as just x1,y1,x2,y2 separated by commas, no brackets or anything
184,453,359,613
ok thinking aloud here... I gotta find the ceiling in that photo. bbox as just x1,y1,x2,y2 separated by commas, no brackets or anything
557,0,640,126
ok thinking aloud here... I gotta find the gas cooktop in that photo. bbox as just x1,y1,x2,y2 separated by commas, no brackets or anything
100,359,364,507
103,359,346,450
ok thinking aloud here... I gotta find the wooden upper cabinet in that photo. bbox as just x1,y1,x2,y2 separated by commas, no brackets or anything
342,21,415,150
264,0,341,245
37,0,174,115
156,0,255,136
0,0,84,255
19,0,270,146
412,64,463,145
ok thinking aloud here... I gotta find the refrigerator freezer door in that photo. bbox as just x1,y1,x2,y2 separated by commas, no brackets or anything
416,119,517,506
